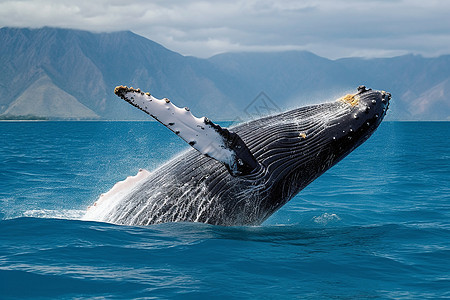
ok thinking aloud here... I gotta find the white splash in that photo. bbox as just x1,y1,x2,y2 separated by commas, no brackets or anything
313,213,341,225
23,209,86,220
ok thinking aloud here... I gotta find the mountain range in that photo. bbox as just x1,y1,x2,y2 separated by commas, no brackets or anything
1,27,449,121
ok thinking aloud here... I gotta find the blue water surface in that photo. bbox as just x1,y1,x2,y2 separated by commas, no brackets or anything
0,121,449,299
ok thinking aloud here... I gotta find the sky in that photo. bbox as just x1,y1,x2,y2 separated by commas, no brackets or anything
1,0,449,59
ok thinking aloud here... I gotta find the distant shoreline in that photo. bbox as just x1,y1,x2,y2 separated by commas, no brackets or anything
0,114,49,121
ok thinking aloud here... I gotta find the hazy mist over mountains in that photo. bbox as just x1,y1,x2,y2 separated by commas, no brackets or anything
1,27,449,121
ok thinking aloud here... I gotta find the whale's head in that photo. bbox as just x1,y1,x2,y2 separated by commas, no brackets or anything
245,85,391,216
332,85,391,149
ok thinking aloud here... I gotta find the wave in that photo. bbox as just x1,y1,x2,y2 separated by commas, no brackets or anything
22,209,86,220
1,217,449,299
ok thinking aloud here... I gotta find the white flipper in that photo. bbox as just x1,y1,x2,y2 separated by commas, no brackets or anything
115,86,259,176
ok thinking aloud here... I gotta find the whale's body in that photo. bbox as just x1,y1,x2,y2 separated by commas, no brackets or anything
83,86,390,226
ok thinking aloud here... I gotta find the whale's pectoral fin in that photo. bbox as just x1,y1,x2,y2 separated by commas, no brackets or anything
114,86,260,176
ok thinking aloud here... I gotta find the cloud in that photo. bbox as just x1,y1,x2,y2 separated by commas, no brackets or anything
1,0,449,58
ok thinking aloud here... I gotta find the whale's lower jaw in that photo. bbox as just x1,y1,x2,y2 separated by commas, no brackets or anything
84,86,390,226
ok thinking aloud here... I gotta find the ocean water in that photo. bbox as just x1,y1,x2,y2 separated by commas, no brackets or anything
0,121,449,299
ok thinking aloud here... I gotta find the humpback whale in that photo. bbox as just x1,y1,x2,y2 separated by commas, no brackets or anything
83,85,390,226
